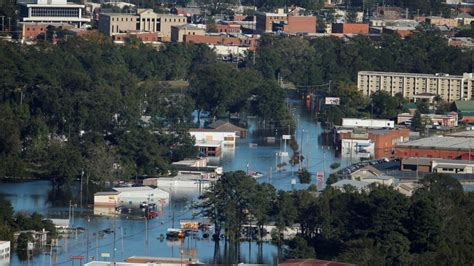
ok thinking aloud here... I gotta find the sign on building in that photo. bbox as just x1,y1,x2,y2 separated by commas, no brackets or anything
317,171,324,190
325,97,340,105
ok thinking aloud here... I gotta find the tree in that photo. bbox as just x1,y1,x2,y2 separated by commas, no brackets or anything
285,236,316,259
195,171,257,242
298,168,311,184
411,110,422,131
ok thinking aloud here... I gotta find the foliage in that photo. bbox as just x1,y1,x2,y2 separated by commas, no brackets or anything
298,168,311,184
196,172,474,264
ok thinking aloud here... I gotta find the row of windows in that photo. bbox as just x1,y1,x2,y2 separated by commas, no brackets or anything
110,16,186,23
31,7,79,17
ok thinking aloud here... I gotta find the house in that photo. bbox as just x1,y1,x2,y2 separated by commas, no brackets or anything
349,166,395,186
0,241,10,266
207,120,247,137
331,179,371,192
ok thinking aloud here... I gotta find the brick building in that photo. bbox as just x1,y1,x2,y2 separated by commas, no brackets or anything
217,22,241,33
112,31,159,44
336,127,410,159
332,23,369,35
171,24,206,42
395,131,474,160
184,35,242,45
255,8,316,34
19,22,75,41
383,26,415,38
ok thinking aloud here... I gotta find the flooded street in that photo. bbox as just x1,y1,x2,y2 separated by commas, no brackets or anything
0,99,347,265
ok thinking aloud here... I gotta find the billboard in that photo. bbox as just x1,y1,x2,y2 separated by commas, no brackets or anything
325,97,340,105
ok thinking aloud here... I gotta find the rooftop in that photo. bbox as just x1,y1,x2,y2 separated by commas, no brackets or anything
455,100,474,112
447,130,474,138
402,157,474,165
331,179,370,190
172,24,204,30
94,191,120,196
396,135,474,150
358,71,466,79
112,186,154,192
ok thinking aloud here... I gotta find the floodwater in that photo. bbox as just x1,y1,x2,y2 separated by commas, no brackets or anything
0,99,347,265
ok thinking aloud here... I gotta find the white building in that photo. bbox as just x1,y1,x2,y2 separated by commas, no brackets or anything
112,186,169,208
0,241,10,266
342,118,394,129
18,0,90,26
189,129,237,147
341,138,375,159
358,71,474,102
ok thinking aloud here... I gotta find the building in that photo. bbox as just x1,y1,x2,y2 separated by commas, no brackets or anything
170,24,205,42
342,118,394,129
357,71,474,102
255,8,316,34
217,22,241,33
280,259,354,266
349,166,395,186
84,256,202,266
401,157,474,174
395,131,474,160
207,120,247,137
382,26,415,38
454,100,474,122
331,179,371,192
18,0,90,26
0,241,10,266
331,23,369,35
112,187,169,207
397,112,459,127
112,32,159,45
189,128,238,147
93,191,120,207
426,16,458,28
98,10,187,41
336,126,410,159
448,37,474,49
94,186,169,209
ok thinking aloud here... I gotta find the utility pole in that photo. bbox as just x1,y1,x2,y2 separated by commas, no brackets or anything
0,16,4,32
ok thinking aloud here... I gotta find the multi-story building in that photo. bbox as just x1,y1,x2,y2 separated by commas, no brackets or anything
255,8,316,34
18,0,90,26
0,241,10,265
332,23,369,35
426,16,458,28
98,9,187,41
357,71,474,102
171,24,206,42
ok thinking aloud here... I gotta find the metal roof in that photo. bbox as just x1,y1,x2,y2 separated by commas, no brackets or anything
396,135,474,151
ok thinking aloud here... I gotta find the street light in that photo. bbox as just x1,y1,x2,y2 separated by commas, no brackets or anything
180,249,184,266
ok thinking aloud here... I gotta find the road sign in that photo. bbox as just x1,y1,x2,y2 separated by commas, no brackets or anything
282,134,291,140
101,252,110,258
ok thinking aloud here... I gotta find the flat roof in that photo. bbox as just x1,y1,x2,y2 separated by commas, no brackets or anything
447,130,474,138
403,157,474,165
397,135,474,150
358,71,465,79
331,179,370,189
194,140,222,147
94,191,120,196
113,186,154,192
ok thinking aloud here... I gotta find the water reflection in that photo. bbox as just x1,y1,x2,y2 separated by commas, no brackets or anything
2,100,346,265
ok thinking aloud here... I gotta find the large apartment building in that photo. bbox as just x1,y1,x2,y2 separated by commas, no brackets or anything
357,71,474,102
98,9,187,41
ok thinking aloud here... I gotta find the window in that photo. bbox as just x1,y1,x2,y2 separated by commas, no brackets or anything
27,28,30,31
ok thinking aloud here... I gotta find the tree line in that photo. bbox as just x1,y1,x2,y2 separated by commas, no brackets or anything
196,171,474,264
250,31,472,125
0,35,292,187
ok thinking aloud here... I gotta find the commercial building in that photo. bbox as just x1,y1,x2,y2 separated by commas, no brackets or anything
170,24,206,42
454,100,474,122
397,112,459,127
18,0,90,26
337,127,410,160
255,8,316,34
217,22,241,33
357,71,474,102
342,118,394,129
98,10,187,41
0,241,10,266
331,23,369,35
426,16,458,27
401,157,474,174
395,131,474,160
94,186,169,209
18,22,75,41
189,129,238,147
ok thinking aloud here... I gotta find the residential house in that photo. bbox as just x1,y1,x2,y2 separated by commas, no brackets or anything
454,100,474,122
